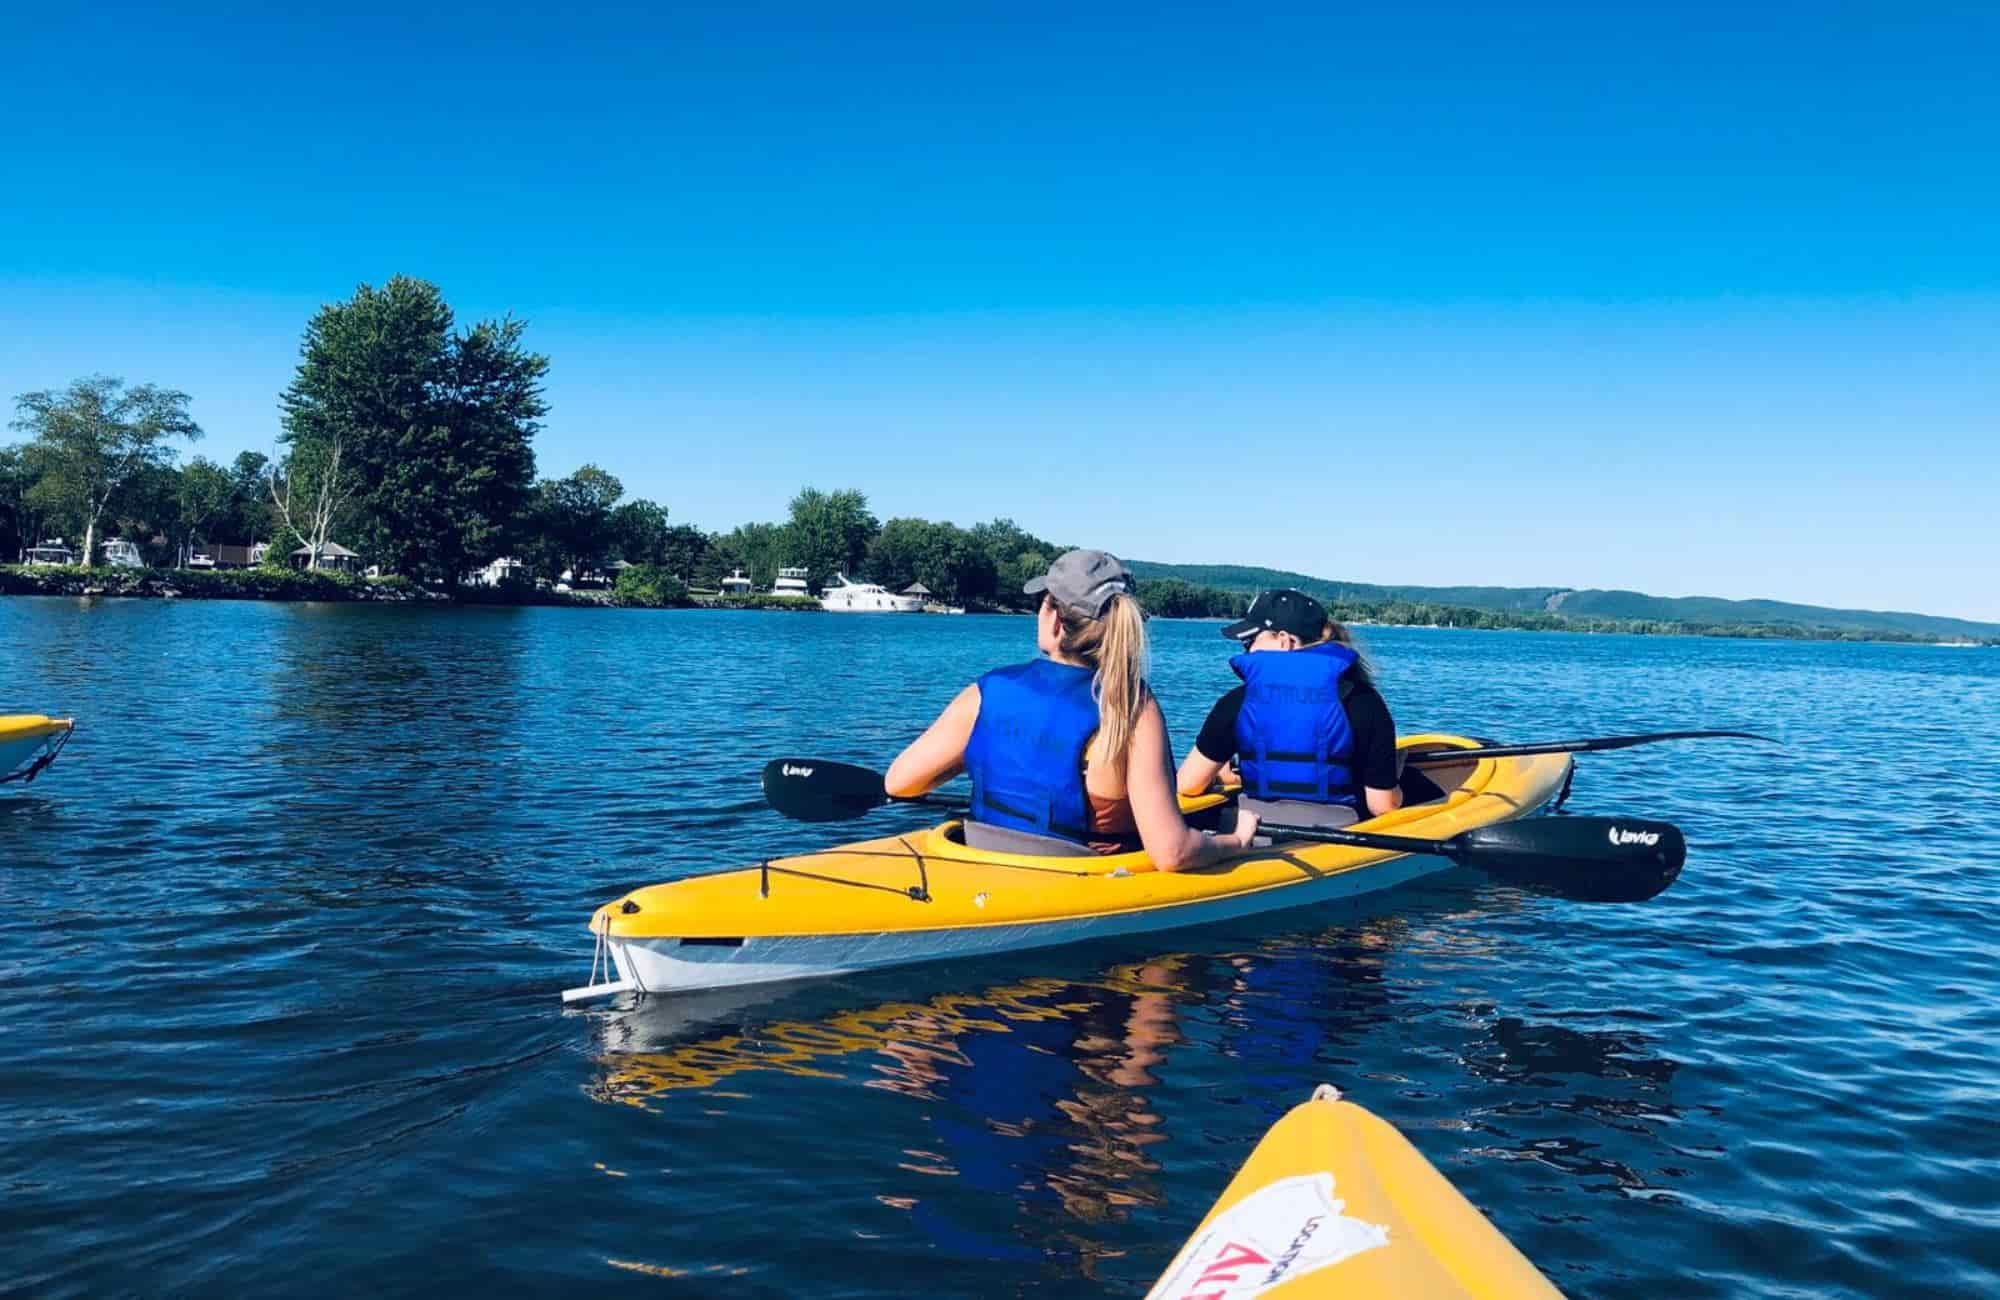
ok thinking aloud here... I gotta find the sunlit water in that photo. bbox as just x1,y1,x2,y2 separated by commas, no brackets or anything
2,600,1995,1297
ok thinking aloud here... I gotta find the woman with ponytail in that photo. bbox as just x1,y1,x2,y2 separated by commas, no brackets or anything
887,549,1257,871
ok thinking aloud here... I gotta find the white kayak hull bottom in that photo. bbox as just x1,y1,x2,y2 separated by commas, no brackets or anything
566,851,1447,1000
0,735,62,781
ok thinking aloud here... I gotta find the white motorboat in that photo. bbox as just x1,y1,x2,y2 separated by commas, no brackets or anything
720,568,753,595
771,566,811,599
100,539,143,569
818,574,922,613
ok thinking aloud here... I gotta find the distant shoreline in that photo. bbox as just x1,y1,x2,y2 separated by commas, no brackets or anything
5,566,1993,646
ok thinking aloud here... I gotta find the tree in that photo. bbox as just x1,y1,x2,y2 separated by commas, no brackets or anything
608,498,671,566
280,276,545,585
0,444,52,561
268,435,359,571
783,487,878,591
530,464,624,581
171,457,235,566
9,375,201,567
865,517,995,604
220,451,271,544
714,522,783,589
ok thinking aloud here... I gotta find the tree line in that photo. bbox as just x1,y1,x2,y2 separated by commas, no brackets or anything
0,275,1178,612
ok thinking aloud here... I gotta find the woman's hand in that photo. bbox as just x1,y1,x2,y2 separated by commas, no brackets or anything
1224,808,1259,848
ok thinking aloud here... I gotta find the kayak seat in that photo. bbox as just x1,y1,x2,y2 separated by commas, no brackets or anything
961,822,1099,857
1239,797,1360,830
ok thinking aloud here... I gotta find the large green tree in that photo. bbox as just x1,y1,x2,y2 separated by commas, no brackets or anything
0,444,51,561
280,276,545,584
9,375,201,567
865,517,995,604
529,464,624,581
170,457,236,566
783,487,878,591
608,498,671,566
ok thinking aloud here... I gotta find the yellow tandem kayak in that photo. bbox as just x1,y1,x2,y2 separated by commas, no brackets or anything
563,736,1572,1001
1149,1085,1561,1300
0,715,73,784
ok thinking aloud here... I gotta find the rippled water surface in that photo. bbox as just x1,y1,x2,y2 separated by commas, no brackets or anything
4,599,1996,1297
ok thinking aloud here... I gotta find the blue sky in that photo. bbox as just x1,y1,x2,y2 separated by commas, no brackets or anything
4,2,1996,618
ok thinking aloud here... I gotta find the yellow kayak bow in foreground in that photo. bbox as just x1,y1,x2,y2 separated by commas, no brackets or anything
1150,1085,1561,1300
0,715,73,785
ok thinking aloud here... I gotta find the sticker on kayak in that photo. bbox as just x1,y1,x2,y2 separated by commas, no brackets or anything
1146,1172,1389,1299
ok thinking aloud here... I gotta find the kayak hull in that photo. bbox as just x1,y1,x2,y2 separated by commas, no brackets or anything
568,736,1571,1000
1149,1086,1562,1299
0,715,72,782
609,848,1445,994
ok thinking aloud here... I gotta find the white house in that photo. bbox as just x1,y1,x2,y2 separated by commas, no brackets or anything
471,556,530,587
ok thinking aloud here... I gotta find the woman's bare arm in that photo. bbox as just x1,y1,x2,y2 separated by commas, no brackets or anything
1176,747,1227,797
885,685,979,798
1363,784,1404,817
1126,700,1257,871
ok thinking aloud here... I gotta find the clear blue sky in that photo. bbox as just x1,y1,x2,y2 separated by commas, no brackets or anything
4,2,1995,619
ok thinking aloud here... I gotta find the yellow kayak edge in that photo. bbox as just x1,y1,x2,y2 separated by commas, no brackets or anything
1148,1086,1563,1300
592,735,1572,942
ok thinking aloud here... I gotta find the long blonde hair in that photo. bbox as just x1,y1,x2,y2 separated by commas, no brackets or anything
1052,592,1149,766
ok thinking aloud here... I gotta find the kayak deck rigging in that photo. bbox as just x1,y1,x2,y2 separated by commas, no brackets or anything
564,735,1571,1001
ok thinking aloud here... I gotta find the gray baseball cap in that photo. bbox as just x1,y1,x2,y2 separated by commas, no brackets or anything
1024,548,1134,618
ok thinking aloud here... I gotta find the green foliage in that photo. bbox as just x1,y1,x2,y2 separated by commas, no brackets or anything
528,463,624,579
281,276,545,585
714,522,783,589
0,563,388,601
1135,578,1249,619
865,517,997,604
170,457,235,563
8,375,202,565
783,487,878,591
612,564,691,608
608,498,672,565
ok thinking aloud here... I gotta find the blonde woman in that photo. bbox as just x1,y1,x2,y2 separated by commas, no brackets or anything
1176,588,1404,827
886,549,1257,871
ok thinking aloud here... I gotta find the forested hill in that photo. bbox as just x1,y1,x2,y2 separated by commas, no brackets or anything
1125,561,2000,641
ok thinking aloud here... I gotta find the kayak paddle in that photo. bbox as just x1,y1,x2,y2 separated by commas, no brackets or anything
1257,815,1685,903
763,757,966,822
764,758,1684,902
1407,729,1775,766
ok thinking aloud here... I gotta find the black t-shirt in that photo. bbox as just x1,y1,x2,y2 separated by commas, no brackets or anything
1193,678,1399,793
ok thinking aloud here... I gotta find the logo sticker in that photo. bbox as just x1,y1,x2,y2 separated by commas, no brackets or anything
1146,1173,1389,1299
781,764,814,778
1607,826,1661,847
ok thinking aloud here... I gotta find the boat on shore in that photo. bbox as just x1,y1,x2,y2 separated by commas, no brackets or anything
563,735,1570,1000
818,574,922,613
771,566,811,598
0,715,74,784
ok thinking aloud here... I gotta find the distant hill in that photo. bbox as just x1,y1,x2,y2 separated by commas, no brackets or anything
1126,561,2000,641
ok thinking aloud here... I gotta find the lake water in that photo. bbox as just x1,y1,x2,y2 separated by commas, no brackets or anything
2,600,1995,1298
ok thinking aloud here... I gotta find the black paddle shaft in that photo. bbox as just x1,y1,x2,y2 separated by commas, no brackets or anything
1407,729,1775,766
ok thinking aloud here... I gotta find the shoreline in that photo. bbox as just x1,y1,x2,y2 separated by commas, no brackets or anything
4,568,1990,646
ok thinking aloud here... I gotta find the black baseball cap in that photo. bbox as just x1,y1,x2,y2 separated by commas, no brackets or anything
1222,588,1329,643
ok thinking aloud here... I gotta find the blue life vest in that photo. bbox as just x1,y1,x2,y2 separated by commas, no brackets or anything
964,658,1100,843
1231,641,1361,809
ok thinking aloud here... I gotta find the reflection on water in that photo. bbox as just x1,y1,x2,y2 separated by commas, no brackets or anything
588,915,1696,1253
